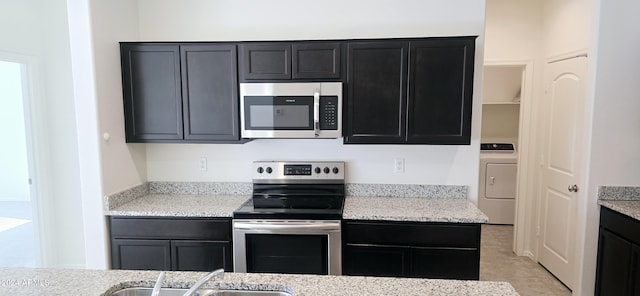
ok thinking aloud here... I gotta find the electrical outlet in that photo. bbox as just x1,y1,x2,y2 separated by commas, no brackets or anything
199,157,207,171
394,158,405,173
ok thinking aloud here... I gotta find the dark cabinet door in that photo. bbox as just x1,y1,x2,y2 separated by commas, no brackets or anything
239,43,291,80
292,43,341,79
180,44,240,141
595,228,633,296
407,38,475,144
632,245,640,296
111,239,171,270
171,240,232,272
345,42,409,144
121,44,183,141
411,247,479,280
343,245,408,277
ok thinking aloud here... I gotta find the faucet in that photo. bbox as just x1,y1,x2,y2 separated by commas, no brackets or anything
182,268,225,296
151,271,165,296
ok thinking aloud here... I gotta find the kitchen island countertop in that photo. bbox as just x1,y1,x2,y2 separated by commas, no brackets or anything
0,268,519,296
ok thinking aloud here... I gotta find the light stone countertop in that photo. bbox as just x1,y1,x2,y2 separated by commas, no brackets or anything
343,196,489,223
598,200,640,221
597,186,640,221
104,194,250,217
104,194,488,224
0,268,519,296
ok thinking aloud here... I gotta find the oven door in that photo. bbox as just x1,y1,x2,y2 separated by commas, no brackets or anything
233,220,341,275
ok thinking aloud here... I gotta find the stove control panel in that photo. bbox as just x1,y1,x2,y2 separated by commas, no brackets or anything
253,161,345,182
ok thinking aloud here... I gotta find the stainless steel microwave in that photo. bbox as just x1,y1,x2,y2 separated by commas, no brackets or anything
240,82,342,138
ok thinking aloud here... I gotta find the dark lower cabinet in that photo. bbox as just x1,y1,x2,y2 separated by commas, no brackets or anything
342,221,481,280
595,207,640,296
111,239,172,270
171,240,232,272
344,245,408,277
109,217,233,271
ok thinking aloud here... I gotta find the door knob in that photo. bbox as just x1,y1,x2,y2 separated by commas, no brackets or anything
568,184,579,192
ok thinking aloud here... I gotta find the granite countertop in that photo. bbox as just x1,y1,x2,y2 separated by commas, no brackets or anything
0,268,519,296
105,194,488,223
344,196,489,223
598,186,640,221
104,182,487,223
104,194,250,217
598,200,640,220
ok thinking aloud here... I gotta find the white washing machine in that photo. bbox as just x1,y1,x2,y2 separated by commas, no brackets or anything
478,143,518,225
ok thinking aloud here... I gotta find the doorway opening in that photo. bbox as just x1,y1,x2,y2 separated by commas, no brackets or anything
0,60,39,267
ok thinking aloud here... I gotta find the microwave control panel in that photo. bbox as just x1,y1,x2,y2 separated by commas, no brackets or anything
320,96,339,130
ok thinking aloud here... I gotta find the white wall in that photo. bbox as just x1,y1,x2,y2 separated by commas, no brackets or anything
64,0,143,268
89,0,146,197
543,0,592,57
138,0,487,202
578,1,640,295
484,0,542,61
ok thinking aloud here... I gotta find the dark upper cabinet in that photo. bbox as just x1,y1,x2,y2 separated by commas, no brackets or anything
595,207,640,296
181,44,239,141
239,42,342,81
344,37,476,145
121,44,183,141
292,43,341,79
239,43,291,80
407,39,475,144
344,41,408,144
121,43,242,143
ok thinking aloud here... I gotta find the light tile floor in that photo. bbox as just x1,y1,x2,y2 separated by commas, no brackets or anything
480,224,572,296
0,201,36,267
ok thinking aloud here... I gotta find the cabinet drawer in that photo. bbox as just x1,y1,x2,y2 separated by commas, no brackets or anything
343,221,480,248
109,217,231,240
600,207,640,246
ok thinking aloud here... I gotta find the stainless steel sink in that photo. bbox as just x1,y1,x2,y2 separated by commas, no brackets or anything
108,287,292,296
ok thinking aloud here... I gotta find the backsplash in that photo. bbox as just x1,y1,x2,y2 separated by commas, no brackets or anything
346,184,467,199
598,186,640,200
149,182,252,195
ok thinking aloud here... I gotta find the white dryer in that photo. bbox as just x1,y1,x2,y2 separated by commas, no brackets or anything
478,143,518,224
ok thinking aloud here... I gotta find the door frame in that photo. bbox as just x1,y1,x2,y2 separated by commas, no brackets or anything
483,59,534,257
0,51,45,266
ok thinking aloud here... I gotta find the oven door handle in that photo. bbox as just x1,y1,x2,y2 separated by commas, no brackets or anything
234,221,340,232
313,91,320,137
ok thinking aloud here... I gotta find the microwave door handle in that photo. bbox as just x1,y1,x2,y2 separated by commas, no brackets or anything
314,91,320,137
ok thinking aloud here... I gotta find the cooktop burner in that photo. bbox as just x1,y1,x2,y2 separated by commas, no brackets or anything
233,161,346,220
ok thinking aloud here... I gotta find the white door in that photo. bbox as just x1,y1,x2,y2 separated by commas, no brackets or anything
537,56,588,289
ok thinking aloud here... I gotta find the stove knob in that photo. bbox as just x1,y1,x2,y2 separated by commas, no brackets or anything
323,167,330,174
332,167,339,174
314,167,321,174
257,167,264,174
266,167,273,174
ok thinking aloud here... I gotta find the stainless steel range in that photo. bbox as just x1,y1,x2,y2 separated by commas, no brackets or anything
233,161,345,275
